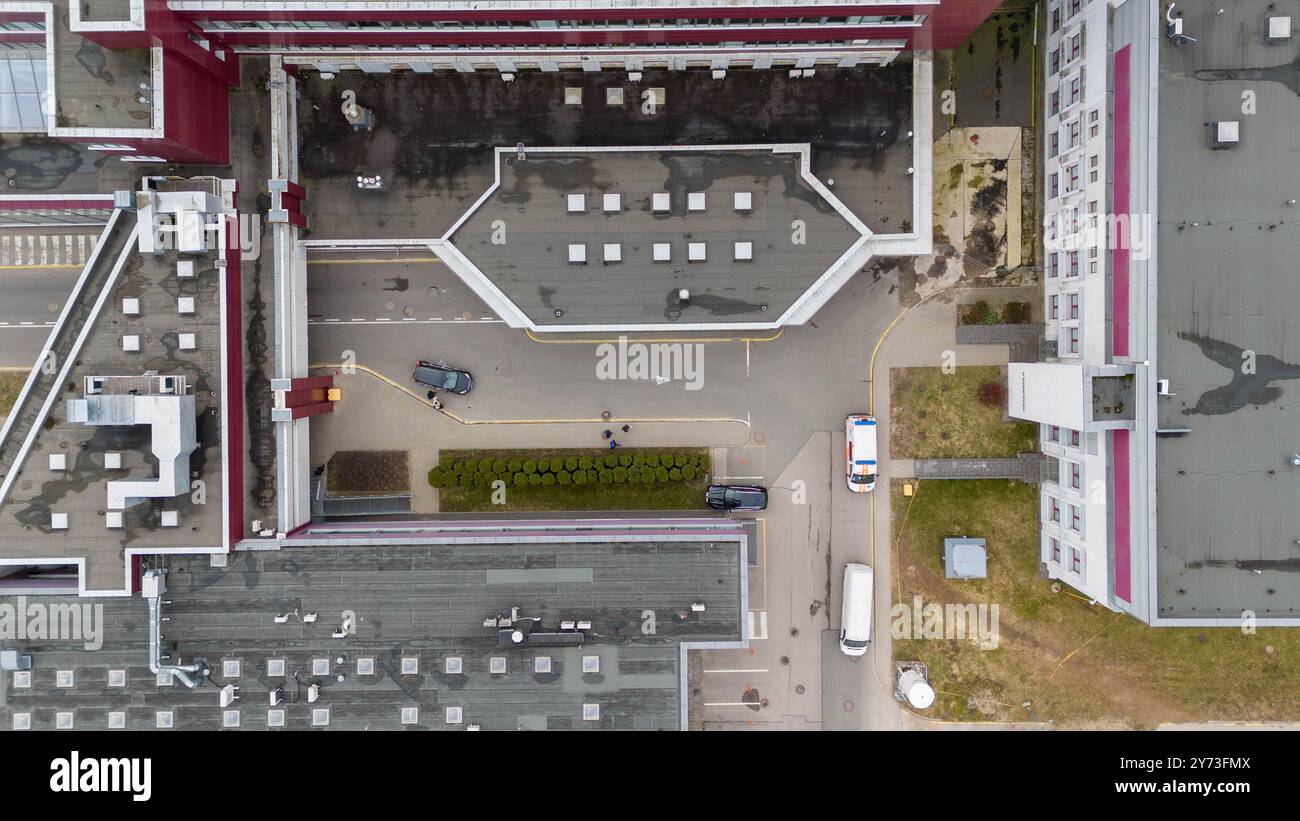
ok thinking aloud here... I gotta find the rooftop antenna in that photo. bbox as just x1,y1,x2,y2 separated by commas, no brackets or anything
1166,3,1197,44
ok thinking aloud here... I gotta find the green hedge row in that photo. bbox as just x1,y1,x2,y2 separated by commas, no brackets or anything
428,452,709,489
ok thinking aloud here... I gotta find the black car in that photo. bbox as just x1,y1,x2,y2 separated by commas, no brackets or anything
706,484,768,512
412,360,474,395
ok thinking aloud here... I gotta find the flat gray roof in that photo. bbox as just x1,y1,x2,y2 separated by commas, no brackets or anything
449,147,864,327
50,16,152,131
1,538,744,730
0,242,227,592
1155,0,1300,618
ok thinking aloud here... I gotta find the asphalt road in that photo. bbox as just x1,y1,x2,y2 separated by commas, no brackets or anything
0,264,81,367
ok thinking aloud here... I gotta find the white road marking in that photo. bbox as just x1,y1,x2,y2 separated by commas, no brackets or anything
703,668,770,674
310,318,505,326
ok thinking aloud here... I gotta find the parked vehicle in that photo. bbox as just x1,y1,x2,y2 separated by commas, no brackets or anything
845,414,878,492
412,360,474,395
706,484,768,511
838,563,874,656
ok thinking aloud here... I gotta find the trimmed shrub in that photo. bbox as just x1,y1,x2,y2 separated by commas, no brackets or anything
558,470,572,485
522,459,537,474
618,454,632,467
674,455,687,468
508,460,523,473
452,460,466,473
428,469,447,488
458,474,472,488
632,453,646,467
646,454,660,468
477,458,492,473
599,469,614,484
528,474,542,487
565,457,579,472
682,465,696,481
640,470,656,484
541,473,556,486
670,468,682,481
656,467,670,482
550,458,564,473
573,470,587,485
492,459,508,474
613,466,628,483
578,456,593,471
513,472,528,487
587,469,598,482
593,456,606,471
697,454,711,471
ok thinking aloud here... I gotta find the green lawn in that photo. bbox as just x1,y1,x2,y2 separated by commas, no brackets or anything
891,479,1300,727
889,366,1037,458
435,447,710,513
0,370,28,415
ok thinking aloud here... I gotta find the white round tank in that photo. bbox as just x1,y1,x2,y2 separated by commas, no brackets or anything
898,669,936,709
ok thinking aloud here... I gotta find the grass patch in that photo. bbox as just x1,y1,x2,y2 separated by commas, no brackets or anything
891,479,1300,727
890,366,1037,459
436,447,710,512
0,370,28,415
326,450,410,494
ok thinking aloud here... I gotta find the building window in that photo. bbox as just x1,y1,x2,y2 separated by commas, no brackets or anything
1068,293,1080,319
1050,538,1061,563
1066,163,1079,192
1050,90,1060,117
1089,168,1099,183
1068,250,1080,277
1070,0,1082,18
1049,132,1059,158
1068,120,1080,148
1069,547,1082,573
1069,429,1081,448
1067,33,1081,62
1049,173,1059,199
1050,497,1061,522
1047,425,1061,443
1069,76,1081,107
1069,461,1082,490
1049,294,1059,319
1069,504,1082,533
1050,47,1061,75
1068,326,1080,354
1051,6,1061,33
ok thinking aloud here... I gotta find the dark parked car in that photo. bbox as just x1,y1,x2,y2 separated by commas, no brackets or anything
412,360,474,395
706,484,768,512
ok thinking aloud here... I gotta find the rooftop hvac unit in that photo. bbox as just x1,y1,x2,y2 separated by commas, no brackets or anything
1156,378,1172,396
1212,121,1239,146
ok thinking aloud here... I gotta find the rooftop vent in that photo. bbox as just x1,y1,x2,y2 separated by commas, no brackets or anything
1212,121,1239,146
653,242,671,263
652,192,670,212
1268,16,1292,40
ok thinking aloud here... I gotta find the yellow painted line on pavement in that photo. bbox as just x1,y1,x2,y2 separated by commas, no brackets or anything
0,263,82,270
306,257,442,266
525,327,783,345
311,363,750,427
866,289,949,415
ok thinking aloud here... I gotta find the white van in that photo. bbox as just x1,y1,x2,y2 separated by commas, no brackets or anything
845,414,878,493
839,563,874,656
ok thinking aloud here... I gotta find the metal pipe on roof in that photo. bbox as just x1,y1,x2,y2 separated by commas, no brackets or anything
144,569,208,689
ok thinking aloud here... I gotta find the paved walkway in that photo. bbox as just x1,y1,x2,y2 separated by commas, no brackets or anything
914,453,1042,483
